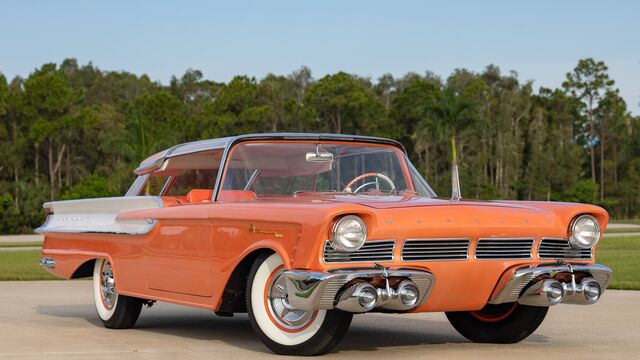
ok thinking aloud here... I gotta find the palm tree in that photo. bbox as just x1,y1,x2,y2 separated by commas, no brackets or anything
434,88,478,200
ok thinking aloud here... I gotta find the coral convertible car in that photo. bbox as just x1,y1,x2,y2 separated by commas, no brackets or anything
37,133,612,355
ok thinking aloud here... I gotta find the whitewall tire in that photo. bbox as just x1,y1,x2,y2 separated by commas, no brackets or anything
93,258,143,329
247,253,353,355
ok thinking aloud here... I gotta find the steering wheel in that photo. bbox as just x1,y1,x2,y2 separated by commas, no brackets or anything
343,172,396,194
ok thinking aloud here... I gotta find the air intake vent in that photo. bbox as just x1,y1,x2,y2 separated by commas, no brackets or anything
323,240,395,263
475,238,534,259
401,239,470,261
538,238,592,259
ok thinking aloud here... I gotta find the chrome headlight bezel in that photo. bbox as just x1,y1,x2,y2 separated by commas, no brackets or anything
330,215,367,252
568,214,601,249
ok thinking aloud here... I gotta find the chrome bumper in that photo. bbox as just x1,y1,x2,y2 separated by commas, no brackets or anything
489,263,612,306
283,267,435,312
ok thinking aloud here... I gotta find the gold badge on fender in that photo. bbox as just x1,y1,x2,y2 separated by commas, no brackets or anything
249,224,284,238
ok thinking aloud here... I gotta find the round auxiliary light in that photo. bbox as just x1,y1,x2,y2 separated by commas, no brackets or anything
542,279,564,305
398,282,420,308
569,215,601,249
330,215,367,252
582,278,601,303
356,286,378,311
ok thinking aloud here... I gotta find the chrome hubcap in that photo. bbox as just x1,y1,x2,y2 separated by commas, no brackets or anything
267,270,315,330
100,261,117,308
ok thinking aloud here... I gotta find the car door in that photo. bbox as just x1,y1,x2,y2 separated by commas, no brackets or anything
141,150,222,297
144,202,215,297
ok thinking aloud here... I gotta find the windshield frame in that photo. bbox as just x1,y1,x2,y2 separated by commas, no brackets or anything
213,140,435,200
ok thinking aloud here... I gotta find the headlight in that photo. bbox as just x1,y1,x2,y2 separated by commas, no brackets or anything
569,215,601,249
330,215,367,252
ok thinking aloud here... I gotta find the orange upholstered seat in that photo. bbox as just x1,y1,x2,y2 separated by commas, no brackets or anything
186,189,214,203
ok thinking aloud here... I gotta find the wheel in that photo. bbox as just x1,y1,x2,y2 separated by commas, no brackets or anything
93,258,143,329
446,302,548,343
246,253,353,356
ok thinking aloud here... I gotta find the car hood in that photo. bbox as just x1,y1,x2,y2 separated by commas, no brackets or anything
325,195,541,211
231,195,607,235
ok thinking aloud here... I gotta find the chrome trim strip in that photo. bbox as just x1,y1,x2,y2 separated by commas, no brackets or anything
243,169,260,191
134,157,167,175
401,238,470,262
474,238,534,260
125,174,149,197
37,219,158,235
212,138,233,202
403,154,437,197
159,176,174,196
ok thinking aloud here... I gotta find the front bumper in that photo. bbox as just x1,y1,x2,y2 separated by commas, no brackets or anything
283,267,435,312
489,263,613,306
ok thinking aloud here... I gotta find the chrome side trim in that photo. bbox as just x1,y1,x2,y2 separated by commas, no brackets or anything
211,138,233,202
125,174,149,197
401,238,470,261
475,238,534,260
322,240,395,263
283,267,435,311
159,176,174,196
489,263,612,305
134,157,167,175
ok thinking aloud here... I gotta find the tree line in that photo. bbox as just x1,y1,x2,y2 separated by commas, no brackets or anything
0,58,638,233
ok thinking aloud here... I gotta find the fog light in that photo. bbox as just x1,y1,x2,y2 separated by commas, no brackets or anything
581,278,601,303
397,281,420,307
357,285,378,310
542,279,564,305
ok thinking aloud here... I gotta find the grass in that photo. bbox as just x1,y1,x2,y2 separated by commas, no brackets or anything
609,220,640,225
0,239,638,289
597,236,640,290
0,250,59,280
605,227,640,234
0,242,43,248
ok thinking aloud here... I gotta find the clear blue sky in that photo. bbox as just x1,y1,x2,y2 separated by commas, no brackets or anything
1,0,638,113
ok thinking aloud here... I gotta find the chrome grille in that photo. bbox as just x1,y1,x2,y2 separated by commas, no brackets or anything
475,238,534,259
318,277,345,308
323,240,395,263
538,238,592,259
401,239,470,261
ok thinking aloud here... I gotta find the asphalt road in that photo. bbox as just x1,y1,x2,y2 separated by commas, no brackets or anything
0,281,638,359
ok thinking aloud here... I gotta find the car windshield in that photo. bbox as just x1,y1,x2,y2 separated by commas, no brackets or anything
220,141,434,197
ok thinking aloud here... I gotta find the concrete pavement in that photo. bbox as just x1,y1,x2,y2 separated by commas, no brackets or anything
607,223,640,229
0,235,42,243
0,281,638,359
0,246,41,251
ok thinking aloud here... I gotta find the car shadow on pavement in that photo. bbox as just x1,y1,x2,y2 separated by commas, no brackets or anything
35,304,549,355
340,315,550,353
36,304,103,326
